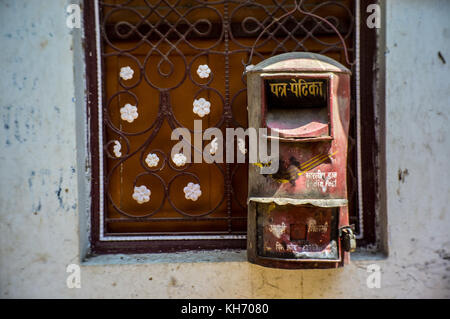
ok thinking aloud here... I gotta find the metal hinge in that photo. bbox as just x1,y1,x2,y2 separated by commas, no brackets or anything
339,225,356,252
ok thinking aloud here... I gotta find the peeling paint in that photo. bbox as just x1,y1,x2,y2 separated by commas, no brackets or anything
398,168,409,183
268,223,287,239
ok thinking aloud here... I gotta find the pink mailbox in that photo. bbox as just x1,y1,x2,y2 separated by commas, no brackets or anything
246,52,355,269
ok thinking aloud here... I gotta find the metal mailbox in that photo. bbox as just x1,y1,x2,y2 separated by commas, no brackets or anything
246,52,354,269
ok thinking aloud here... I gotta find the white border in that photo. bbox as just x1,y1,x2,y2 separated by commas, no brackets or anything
355,0,364,239
94,0,105,240
100,234,246,241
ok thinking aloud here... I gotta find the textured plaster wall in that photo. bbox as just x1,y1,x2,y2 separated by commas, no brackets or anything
0,0,449,298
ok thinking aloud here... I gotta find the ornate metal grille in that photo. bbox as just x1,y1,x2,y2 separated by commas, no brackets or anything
94,0,361,249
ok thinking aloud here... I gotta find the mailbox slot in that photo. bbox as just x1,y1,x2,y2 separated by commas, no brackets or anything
262,74,332,139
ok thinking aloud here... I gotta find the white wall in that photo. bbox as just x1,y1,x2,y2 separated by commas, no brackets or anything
0,0,449,298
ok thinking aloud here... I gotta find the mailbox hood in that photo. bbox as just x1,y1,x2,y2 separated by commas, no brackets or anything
246,52,351,75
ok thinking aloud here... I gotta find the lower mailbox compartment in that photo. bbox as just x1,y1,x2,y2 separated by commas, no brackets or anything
257,204,339,261
248,199,346,269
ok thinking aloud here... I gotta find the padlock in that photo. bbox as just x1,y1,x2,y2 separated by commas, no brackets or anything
339,225,356,252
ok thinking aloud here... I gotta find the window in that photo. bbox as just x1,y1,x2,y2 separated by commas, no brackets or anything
84,0,379,254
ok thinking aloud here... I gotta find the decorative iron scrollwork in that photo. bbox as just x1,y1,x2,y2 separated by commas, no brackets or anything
100,0,355,235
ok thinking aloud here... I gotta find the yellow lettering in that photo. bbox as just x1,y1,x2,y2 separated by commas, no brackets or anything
270,83,287,97
290,79,300,97
307,81,324,97
271,79,325,98
270,83,279,97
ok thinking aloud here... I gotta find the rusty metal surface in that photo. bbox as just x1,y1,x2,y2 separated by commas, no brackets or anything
257,204,339,260
97,0,356,240
246,53,350,267
249,197,347,207
248,69,351,201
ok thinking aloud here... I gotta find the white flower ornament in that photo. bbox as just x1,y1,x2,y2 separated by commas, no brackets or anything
120,66,134,80
120,103,138,123
196,64,211,79
193,98,211,118
145,153,159,168
172,153,187,167
113,140,122,157
132,185,151,204
184,182,202,201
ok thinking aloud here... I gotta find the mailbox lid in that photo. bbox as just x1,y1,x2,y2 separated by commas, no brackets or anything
262,74,331,138
246,52,351,75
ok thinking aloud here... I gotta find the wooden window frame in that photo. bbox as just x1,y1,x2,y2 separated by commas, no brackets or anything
84,0,382,255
